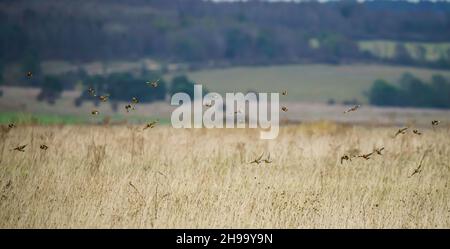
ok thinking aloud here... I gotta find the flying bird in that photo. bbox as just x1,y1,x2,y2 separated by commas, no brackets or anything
13,144,27,152
394,127,408,137
340,155,352,164
8,123,15,129
281,106,288,112
358,151,374,160
282,90,288,96
98,95,109,102
409,151,428,178
88,87,96,97
249,153,264,165
143,120,159,130
40,144,48,150
413,129,422,135
91,110,99,115
410,166,422,178
431,120,440,126
343,105,360,114
130,97,139,110
125,104,132,113
263,153,273,163
26,71,33,78
147,79,160,88
374,147,385,155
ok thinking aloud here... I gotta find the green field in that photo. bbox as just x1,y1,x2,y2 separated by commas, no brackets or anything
0,111,171,125
358,40,450,61
173,64,450,103
4,62,450,105
0,112,88,125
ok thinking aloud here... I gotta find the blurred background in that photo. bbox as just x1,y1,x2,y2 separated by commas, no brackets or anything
1,0,450,126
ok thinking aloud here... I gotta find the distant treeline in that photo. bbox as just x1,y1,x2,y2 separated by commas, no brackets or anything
1,0,450,68
368,73,450,109
12,66,199,108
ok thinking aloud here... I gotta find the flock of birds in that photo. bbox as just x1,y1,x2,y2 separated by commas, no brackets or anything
88,78,159,116
6,73,161,153
248,100,441,178
6,72,444,178
88,79,160,127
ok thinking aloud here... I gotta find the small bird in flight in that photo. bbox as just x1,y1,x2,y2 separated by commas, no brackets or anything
8,123,15,129
374,147,385,155
147,79,160,88
88,87,96,97
409,151,428,178
26,71,33,78
98,94,109,102
13,144,27,152
281,106,288,112
282,90,288,96
91,110,99,115
125,104,132,113
40,144,48,150
394,127,408,137
413,129,422,135
131,97,139,110
340,155,352,164
263,153,273,164
410,166,422,177
343,105,360,114
205,102,213,108
431,120,440,126
358,151,374,160
249,153,264,165
143,120,159,130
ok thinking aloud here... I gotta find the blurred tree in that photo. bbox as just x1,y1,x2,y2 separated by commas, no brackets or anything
256,30,276,59
225,28,252,60
0,59,3,85
368,74,450,108
367,79,401,106
0,60,3,97
394,44,413,65
430,75,450,108
37,76,63,105
415,45,427,63
170,75,196,98
399,73,432,107
435,50,450,69
2,0,450,68
0,23,28,62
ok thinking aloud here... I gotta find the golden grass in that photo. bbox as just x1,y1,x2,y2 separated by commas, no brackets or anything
0,123,449,228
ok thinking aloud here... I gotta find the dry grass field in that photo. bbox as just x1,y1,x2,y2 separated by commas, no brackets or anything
0,123,449,228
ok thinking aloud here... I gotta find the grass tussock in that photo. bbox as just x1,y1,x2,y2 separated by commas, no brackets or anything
0,123,449,228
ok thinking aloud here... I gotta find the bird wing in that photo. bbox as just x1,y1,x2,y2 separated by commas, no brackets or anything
256,152,264,161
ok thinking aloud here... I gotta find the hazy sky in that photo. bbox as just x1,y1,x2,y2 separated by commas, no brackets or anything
209,0,448,3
